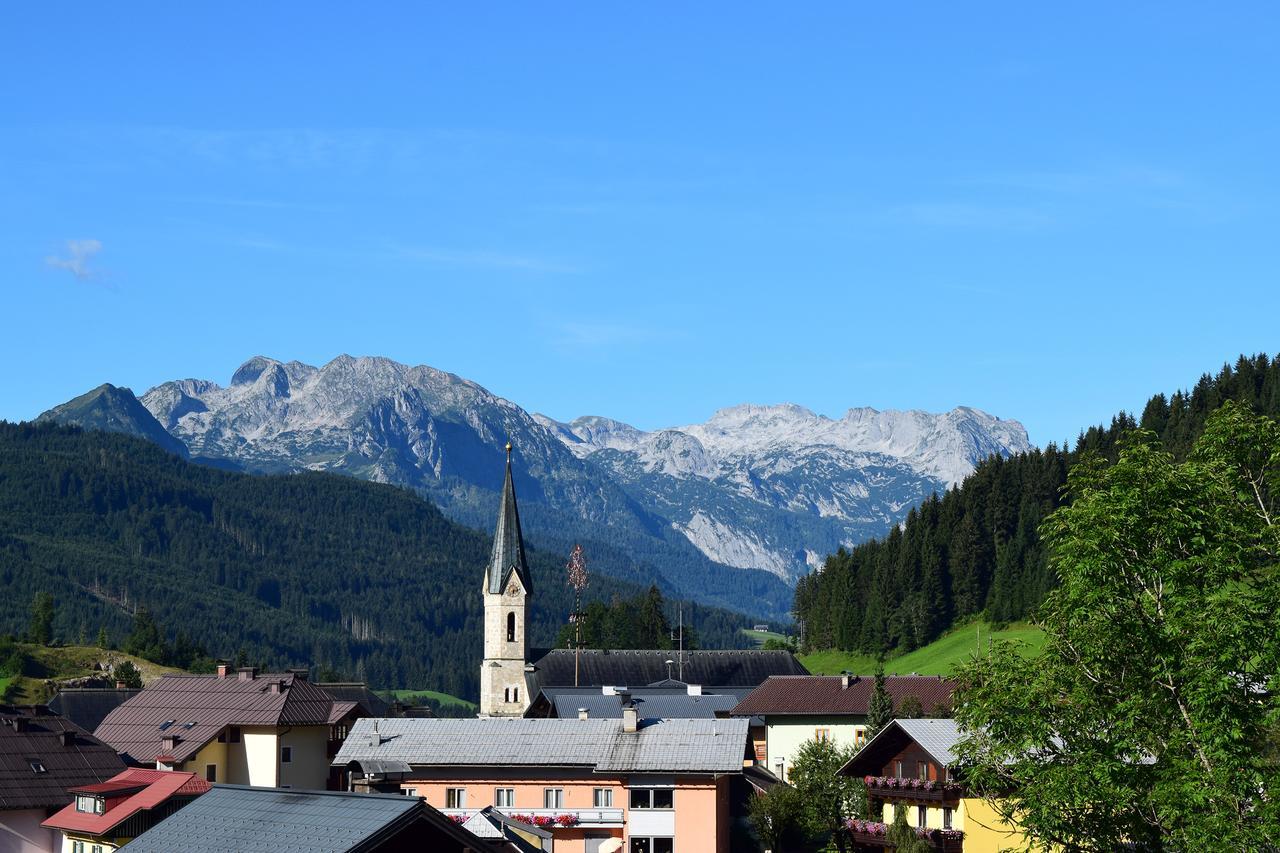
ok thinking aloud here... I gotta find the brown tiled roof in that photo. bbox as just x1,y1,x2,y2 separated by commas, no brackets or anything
94,672,350,765
730,675,955,717
0,705,126,811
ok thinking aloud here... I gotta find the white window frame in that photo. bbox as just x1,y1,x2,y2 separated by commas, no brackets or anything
544,787,565,809
446,787,467,809
592,787,613,807
496,787,516,808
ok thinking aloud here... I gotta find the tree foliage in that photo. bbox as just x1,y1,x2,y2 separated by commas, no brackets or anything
0,422,752,700
787,737,865,853
747,784,810,853
28,592,54,646
885,808,930,853
865,663,894,740
113,659,143,689
795,353,1280,661
952,403,1280,851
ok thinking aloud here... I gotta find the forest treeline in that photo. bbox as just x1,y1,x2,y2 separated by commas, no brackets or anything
0,422,752,700
794,353,1280,655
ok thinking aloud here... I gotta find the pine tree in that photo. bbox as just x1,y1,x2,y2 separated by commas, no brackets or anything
866,662,894,739
28,592,54,646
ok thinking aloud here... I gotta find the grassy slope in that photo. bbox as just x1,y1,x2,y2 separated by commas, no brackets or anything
383,688,477,712
5,644,181,703
740,628,790,647
798,621,1046,677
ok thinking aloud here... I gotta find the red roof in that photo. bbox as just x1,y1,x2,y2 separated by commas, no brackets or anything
730,675,955,716
42,768,211,835
93,672,355,764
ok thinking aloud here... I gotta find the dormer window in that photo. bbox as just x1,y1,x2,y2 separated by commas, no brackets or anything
75,795,105,815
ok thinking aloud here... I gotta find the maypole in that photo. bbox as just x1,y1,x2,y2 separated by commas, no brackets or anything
566,543,589,687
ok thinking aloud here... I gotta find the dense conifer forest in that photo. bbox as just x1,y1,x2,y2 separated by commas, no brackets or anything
794,353,1280,656
0,422,752,700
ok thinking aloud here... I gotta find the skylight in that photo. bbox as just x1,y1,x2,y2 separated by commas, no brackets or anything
29,760,46,773
158,720,176,731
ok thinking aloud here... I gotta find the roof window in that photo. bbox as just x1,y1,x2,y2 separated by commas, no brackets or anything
29,760,46,773
158,720,176,731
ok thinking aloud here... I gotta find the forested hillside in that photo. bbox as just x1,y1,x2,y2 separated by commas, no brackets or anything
794,353,1280,655
0,422,753,700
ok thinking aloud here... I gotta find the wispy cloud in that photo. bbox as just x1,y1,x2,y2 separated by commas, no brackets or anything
396,245,580,274
45,238,104,281
554,321,668,348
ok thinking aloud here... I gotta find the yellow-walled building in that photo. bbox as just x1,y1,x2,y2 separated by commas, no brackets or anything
92,665,364,790
840,718,1032,853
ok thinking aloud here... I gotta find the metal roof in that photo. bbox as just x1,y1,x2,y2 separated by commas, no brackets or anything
0,706,125,811
486,454,532,596
93,672,355,764
549,691,739,720
731,675,955,717
48,688,142,733
529,649,808,689
123,785,429,853
42,768,211,835
893,718,963,766
335,717,750,775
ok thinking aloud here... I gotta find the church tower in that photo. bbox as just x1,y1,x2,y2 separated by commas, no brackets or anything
480,442,534,717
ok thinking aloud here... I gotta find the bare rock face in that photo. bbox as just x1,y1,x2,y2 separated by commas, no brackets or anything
51,354,1029,615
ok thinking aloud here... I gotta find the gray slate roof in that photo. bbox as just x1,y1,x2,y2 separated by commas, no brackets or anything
124,785,423,852
335,717,749,775
486,454,533,595
528,649,808,689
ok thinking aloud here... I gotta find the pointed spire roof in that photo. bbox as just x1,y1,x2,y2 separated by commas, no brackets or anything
486,443,533,595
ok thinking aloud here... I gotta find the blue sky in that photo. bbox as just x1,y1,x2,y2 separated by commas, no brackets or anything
2,3,1277,445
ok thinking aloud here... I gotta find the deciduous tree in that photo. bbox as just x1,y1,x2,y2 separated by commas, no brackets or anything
953,402,1280,850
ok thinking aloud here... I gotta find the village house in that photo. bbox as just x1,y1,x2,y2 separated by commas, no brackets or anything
334,712,752,853
92,667,366,790
121,784,515,852
838,718,1031,853
0,706,124,853
41,768,210,852
731,674,954,781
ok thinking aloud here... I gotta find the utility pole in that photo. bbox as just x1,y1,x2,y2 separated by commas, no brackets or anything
566,544,588,687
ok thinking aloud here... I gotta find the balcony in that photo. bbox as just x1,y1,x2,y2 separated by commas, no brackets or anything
845,820,964,853
862,775,963,804
441,807,626,828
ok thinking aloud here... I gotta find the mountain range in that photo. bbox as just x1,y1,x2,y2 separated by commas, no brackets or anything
38,355,1031,618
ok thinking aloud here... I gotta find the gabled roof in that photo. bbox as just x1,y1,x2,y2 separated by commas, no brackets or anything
528,649,808,689
0,706,125,811
838,718,965,777
94,672,355,764
486,451,533,595
48,688,142,733
317,683,391,717
42,768,210,835
124,784,508,852
335,717,750,775
731,674,955,717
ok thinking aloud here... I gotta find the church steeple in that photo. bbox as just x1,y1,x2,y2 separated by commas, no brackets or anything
480,442,532,717
485,442,533,596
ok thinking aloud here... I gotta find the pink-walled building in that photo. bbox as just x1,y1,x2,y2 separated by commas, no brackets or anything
334,714,752,853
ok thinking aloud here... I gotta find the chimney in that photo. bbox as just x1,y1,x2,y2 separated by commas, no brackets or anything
622,702,638,734
686,684,702,696
369,719,382,748
60,730,76,747
841,673,850,689
115,680,127,689
287,667,309,682
216,662,230,679
269,679,284,694
12,718,27,733
161,734,177,751
237,667,257,681
578,708,589,721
